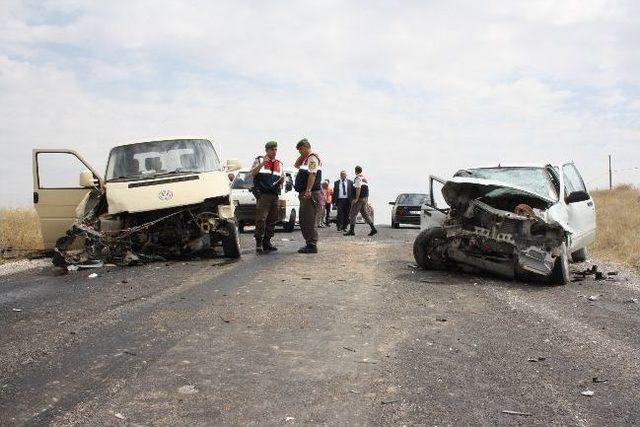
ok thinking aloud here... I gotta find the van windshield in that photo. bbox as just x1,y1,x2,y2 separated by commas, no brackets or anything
106,139,221,181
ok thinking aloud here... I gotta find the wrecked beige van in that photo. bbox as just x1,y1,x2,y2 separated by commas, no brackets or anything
33,138,242,267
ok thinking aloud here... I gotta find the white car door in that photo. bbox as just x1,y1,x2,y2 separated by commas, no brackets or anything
561,162,596,251
420,175,449,230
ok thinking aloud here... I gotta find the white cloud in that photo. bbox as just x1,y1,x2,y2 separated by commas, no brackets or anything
1,0,639,222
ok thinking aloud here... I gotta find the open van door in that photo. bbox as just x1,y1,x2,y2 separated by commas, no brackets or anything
420,175,449,230
32,149,102,250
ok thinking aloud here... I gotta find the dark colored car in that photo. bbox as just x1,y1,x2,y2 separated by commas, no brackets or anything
389,193,427,228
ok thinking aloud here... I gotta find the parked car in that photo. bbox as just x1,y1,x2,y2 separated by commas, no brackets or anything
389,193,427,228
413,162,596,285
32,138,242,265
230,168,298,232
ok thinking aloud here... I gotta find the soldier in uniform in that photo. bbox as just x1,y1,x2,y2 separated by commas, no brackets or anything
250,141,283,254
344,165,377,236
293,138,322,253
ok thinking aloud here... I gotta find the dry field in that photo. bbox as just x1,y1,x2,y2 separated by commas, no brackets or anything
0,208,43,260
1,186,638,269
590,184,640,269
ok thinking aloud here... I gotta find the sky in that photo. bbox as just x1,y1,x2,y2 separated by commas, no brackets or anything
1,0,639,222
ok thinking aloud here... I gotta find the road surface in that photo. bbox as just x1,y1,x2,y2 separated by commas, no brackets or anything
1,226,639,426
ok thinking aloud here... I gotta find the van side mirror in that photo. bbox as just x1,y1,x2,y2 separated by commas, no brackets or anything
225,159,242,171
565,190,590,204
388,201,396,205
79,169,98,188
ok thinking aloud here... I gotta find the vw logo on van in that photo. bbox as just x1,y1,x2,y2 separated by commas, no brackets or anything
158,189,174,201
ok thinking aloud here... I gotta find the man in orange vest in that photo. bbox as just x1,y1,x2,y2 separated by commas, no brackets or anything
250,141,283,254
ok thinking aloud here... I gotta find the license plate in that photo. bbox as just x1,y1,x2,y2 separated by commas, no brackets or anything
410,210,421,215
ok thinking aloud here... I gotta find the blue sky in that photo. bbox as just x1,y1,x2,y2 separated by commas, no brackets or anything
1,0,639,221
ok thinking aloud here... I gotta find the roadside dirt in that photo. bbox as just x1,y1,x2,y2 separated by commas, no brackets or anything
1,226,639,426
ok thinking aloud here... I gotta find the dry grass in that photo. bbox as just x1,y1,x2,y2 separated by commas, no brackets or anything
0,208,43,259
591,184,640,269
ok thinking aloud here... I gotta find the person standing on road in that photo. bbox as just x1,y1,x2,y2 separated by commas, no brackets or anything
294,138,322,253
250,141,283,254
344,165,377,236
321,180,333,226
333,171,353,231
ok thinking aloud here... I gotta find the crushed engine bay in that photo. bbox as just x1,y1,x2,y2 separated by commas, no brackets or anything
433,178,570,280
53,189,236,268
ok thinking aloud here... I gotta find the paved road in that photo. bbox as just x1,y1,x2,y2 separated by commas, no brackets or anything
1,226,639,426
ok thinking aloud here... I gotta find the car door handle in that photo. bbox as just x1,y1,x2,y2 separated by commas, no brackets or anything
587,201,593,207
33,191,39,204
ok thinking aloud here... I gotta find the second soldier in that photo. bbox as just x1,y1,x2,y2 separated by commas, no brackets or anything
250,141,284,254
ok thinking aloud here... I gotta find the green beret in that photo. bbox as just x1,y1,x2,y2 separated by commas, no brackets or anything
265,140,278,149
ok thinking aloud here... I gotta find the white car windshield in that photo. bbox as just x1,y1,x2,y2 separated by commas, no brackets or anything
231,172,254,190
106,139,221,181
462,167,559,201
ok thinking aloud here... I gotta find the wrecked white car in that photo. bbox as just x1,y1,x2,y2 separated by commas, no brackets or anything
32,138,242,267
414,163,596,285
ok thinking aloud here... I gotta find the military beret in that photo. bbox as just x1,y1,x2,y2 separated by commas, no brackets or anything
265,140,278,149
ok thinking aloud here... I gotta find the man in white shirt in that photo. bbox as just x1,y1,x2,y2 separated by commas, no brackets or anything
345,166,377,236
332,171,353,231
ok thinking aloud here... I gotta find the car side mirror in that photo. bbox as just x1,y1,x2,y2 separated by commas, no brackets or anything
388,201,396,205
225,159,242,171
79,169,98,188
565,190,590,204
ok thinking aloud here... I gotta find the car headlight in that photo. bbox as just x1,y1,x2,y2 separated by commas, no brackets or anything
233,199,239,206
218,204,235,219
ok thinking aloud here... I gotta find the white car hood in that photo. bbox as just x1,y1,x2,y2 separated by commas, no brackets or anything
442,177,557,207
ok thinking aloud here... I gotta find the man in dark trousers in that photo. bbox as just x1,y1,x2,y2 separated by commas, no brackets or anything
293,138,322,253
250,141,283,254
344,165,377,236
333,170,353,231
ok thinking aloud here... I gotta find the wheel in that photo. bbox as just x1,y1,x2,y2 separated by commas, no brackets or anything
283,209,296,232
392,220,400,229
549,242,570,285
413,227,449,270
238,221,245,233
221,222,241,258
571,247,588,263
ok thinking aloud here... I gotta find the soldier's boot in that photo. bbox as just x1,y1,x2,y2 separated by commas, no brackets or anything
368,226,378,236
255,237,264,254
343,224,355,236
263,239,278,252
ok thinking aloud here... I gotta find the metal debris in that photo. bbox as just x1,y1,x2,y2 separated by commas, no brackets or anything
587,295,599,301
592,377,608,383
11,308,23,312
435,317,447,322
88,273,98,279
581,390,595,397
381,399,400,405
343,346,356,352
114,413,126,420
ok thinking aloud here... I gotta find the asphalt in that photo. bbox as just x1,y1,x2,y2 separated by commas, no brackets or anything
1,225,639,426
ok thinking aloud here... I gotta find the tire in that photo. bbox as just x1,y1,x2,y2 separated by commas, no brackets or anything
549,242,570,285
283,209,296,232
391,218,400,229
413,227,449,270
221,222,241,259
571,247,588,263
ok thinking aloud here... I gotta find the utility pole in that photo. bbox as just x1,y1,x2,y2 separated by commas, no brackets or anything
608,154,612,190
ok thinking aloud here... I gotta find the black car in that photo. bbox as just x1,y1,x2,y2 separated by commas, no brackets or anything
389,193,427,228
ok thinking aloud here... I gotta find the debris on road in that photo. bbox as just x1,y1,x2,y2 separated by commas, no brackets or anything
575,265,605,281
626,298,638,304
527,357,546,362
502,410,532,417
178,385,198,394
592,377,608,383
11,308,23,312
587,295,599,301
284,416,295,422
219,315,231,323
66,265,79,272
407,264,418,269
114,413,126,420
343,346,356,352
435,317,447,322
420,279,445,284
581,390,595,397
88,273,98,279
381,399,400,405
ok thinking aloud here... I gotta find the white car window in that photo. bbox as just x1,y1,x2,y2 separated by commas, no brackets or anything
562,164,587,194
